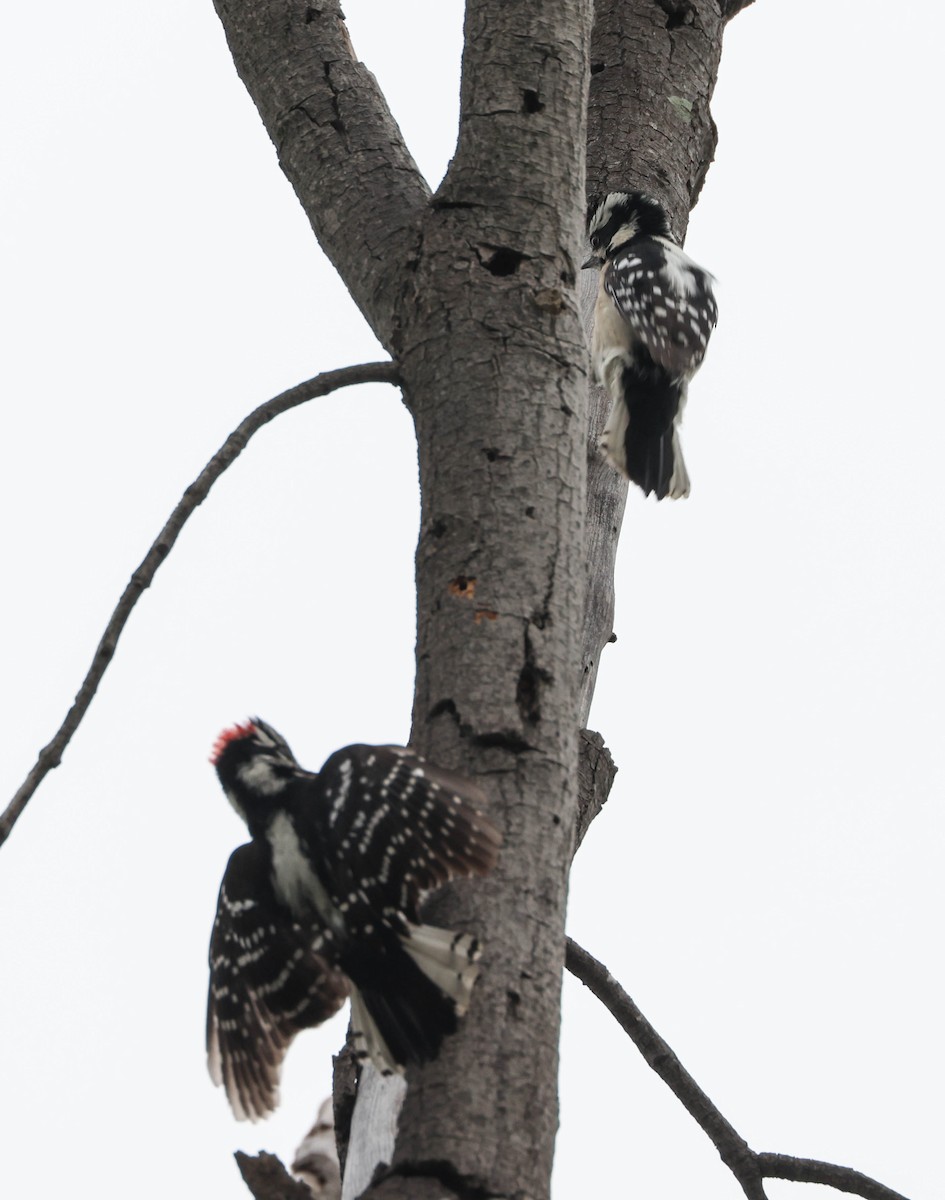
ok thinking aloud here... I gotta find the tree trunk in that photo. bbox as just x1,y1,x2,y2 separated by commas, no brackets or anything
209,0,741,1196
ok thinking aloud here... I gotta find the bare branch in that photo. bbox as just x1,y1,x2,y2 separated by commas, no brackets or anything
565,939,914,1200
0,361,401,849
757,1154,911,1200
235,1150,313,1200
565,937,767,1199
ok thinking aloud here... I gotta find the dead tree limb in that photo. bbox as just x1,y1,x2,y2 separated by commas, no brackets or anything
0,361,401,848
565,938,911,1200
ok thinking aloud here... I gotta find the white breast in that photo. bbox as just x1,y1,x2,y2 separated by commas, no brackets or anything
267,811,346,935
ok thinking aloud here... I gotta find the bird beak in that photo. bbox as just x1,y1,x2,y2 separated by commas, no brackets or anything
582,254,600,270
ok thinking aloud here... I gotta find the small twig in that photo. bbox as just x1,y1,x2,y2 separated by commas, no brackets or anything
565,939,913,1200
0,361,402,848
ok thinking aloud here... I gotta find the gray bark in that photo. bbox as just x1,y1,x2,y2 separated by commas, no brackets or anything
396,4,592,1191
209,1,740,1196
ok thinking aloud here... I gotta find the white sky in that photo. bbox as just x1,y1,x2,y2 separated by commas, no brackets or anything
1,2,941,1197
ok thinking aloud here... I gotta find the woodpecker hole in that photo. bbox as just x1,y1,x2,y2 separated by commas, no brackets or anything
657,0,695,29
483,247,525,276
525,506,536,518
507,989,522,1015
429,519,447,538
590,61,606,74
521,89,544,114
448,576,476,599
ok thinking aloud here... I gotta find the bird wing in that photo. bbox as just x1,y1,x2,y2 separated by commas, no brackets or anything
604,238,717,378
307,745,502,922
206,841,349,1121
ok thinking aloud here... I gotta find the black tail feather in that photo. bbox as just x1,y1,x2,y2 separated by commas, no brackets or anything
601,362,689,500
342,931,460,1070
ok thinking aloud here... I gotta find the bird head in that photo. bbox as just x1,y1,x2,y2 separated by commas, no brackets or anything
210,717,300,828
584,191,671,266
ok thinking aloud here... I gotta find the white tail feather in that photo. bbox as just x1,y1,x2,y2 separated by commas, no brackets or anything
349,987,401,1076
667,427,690,498
348,924,482,1075
400,924,481,1015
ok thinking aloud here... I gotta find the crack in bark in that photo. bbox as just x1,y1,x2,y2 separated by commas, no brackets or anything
322,61,347,139
471,730,536,754
516,629,552,725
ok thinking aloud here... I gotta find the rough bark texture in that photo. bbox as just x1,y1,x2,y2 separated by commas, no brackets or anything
212,0,428,351
579,0,727,722
396,5,592,1193
587,0,724,229
209,1,734,1197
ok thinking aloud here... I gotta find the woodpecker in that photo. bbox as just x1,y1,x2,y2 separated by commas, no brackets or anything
585,191,718,499
206,718,501,1120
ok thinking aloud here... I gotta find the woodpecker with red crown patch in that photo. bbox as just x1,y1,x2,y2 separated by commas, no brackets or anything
206,718,501,1121
586,191,718,499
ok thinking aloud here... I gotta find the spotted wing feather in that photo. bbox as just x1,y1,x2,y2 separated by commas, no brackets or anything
605,238,717,379
308,745,502,922
207,842,349,1121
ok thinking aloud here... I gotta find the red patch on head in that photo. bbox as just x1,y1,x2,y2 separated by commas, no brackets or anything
209,720,258,765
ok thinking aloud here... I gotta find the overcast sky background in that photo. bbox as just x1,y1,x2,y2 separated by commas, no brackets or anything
1,2,942,1197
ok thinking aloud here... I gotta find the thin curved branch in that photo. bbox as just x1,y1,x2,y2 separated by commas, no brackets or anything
757,1154,910,1200
565,937,767,1198
0,361,402,849
565,939,913,1200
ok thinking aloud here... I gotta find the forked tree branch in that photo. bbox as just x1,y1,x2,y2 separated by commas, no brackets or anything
565,939,911,1200
211,0,428,351
0,361,402,849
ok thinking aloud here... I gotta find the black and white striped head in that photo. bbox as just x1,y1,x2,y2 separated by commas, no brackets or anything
586,192,672,262
210,718,301,828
